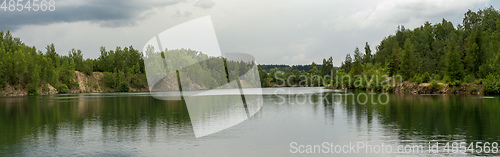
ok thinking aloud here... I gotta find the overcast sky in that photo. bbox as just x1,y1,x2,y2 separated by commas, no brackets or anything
2,0,499,66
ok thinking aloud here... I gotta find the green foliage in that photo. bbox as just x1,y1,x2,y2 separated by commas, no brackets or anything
464,75,476,83
82,59,93,75
431,74,442,81
102,72,116,88
448,80,462,87
388,41,401,76
118,81,130,92
445,33,464,82
0,68,6,88
58,84,70,94
69,48,83,71
309,62,318,75
364,42,372,64
484,74,500,95
352,47,363,75
400,39,415,80
449,87,459,93
3,41,145,94
130,74,147,89
442,75,451,83
41,84,49,94
383,85,394,92
258,66,271,87
59,57,78,89
347,7,500,93
27,83,39,96
92,82,99,89
95,46,144,74
429,81,440,92
2,6,500,95
321,57,334,76
411,75,422,84
340,54,352,73
421,72,431,83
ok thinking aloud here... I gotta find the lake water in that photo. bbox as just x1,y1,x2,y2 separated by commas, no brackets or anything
1,88,499,156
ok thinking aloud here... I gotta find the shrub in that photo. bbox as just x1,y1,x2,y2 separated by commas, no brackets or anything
442,75,451,83
421,72,431,83
449,87,459,94
130,74,147,88
463,74,476,83
0,80,5,89
353,76,364,89
261,79,271,87
58,84,70,94
92,82,99,89
59,70,77,89
383,85,394,92
412,75,422,84
42,85,49,94
431,74,442,81
448,80,462,87
82,59,93,75
118,81,130,92
28,83,39,96
484,74,500,95
102,72,116,88
429,81,440,92
473,79,483,84
469,86,479,93
0,70,6,88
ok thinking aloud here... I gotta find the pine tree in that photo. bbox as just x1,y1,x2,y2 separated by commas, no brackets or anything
352,47,363,75
388,41,401,76
364,42,372,64
446,34,465,81
309,62,318,75
400,39,415,79
341,54,352,73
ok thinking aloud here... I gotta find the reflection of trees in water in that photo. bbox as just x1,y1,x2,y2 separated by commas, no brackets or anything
0,94,193,153
336,91,500,144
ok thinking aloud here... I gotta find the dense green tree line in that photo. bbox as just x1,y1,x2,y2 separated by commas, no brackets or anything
257,57,336,87
339,6,500,95
0,30,146,95
259,64,326,73
144,47,259,90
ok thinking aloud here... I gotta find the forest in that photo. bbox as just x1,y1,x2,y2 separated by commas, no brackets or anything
257,58,335,87
0,30,146,95
2,7,500,95
338,6,500,95
143,47,258,91
259,64,325,73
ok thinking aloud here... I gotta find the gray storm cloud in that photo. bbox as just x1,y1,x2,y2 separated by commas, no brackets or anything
0,0,185,31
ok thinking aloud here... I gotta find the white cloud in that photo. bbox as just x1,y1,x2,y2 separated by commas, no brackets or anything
331,0,489,31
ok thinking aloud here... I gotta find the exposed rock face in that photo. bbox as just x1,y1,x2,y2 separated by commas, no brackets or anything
74,71,105,93
0,85,27,97
326,81,483,95
43,84,58,95
392,81,482,95
74,71,149,93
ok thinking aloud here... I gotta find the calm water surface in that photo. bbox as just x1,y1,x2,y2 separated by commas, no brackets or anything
1,88,499,156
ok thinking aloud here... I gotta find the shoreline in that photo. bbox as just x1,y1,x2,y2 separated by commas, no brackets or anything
0,71,149,97
326,81,484,95
1,78,487,97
